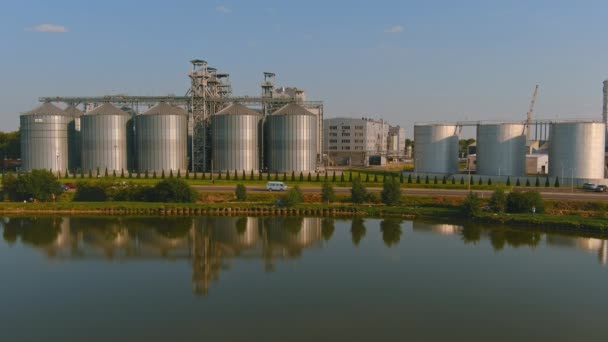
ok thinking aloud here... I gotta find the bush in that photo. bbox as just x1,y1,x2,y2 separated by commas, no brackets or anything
235,184,247,201
545,177,550,187
351,178,368,204
300,171,304,182
291,171,296,181
425,175,429,184
460,177,464,185
525,179,531,186
365,173,369,183
554,177,560,187
73,181,108,202
340,173,345,182
374,173,378,183
381,176,401,206
2,170,62,202
332,171,336,182
516,178,521,186
307,172,312,182
280,185,303,207
150,179,198,203
487,178,492,186
461,192,483,218
488,188,506,213
506,177,511,186
535,177,540,187
321,181,335,203
506,190,545,214
407,174,412,184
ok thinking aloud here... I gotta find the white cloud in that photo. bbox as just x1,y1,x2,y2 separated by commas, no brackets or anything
215,5,232,14
25,24,69,33
384,25,404,34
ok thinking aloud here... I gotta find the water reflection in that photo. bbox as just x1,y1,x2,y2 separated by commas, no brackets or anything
1,216,606,297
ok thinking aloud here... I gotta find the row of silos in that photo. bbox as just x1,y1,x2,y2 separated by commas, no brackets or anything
20,101,317,173
211,102,318,173
414,121,606,180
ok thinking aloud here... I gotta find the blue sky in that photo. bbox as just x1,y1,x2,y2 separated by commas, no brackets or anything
1,0,608,135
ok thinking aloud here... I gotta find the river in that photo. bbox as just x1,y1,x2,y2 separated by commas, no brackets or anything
0,216,606,341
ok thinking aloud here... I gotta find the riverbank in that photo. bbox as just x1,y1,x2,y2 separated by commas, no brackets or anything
1,196,607,235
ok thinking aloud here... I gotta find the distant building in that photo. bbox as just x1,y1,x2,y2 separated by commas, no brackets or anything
323,117,404,166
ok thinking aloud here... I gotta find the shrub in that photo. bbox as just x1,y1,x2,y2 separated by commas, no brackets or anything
150,179,198,203
2,170,62,202
307,172,312,182
452,177,456,185
73,181,108,202
321,181,335,203
425,175,429,184
291,171,296,181
434,176,438,184
374,174,378,183
274,172,279,181
407,174,412,184
185,170,190,179
112,170,117,178
225,170,230,180
161,170,166,179
280,185,303,207
400,173,404,184
535,176,540,187
506,190,545,214
516,178,521,186
381,176,401,206
554,177,560,187
506,177,511,186
487,178,492,186
461,192,483,218
460,177,464,185
478,177,483,185
525,179,531,186
489,188,506,213
120,169,125,178
351,178,368,204
442,176,446,184
235,184,247,201
544,177,550,187
282,172,287,181
315,173,320,182
300,171,304,182
365,173,370,183
177,170,181,178
340,173,345,182
332,171,337,182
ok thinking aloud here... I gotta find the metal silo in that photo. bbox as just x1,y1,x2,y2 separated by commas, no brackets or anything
20,102,71,172
414,124,459,174
549,121,606,180
135,102,188,173
266,103,318,172
81,103,130,173
211,103,261,172
64,106,83,171
476,122,526,177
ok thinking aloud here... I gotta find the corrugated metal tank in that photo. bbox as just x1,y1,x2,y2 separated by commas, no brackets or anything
65,106,83,171
549,121,606,179
476,123,526,177
414,124,459,174
266,103,318,172
263,217,322,247
211,103,261,172
20,103,71,172
81,103,130,172
135,102,188,173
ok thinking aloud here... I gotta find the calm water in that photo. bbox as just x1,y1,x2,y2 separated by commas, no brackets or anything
1,216,607,342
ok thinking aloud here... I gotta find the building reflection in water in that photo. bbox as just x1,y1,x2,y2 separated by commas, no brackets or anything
1,217,606,296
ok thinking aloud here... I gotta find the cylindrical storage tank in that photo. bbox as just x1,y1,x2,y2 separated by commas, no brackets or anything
414,124,459,174
81,103,130,173
549,121,606,180
476,122,526,177
266,103,318,172
20,103,71,172
65,106,83,171
135,102,188,173
211,103,261,172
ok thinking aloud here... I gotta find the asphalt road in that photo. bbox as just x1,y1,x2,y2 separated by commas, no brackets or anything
192,185,608,201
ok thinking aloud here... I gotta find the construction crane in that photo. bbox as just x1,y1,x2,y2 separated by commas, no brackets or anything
526,85,539,141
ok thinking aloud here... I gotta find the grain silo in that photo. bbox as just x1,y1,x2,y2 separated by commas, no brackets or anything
212,217,259,248
413,124,459,174
135,102,188,173
64,105,83,171
211,103,261,172
266,103,318,172
476,122,526,177
20,102,71,172
548,121,605,180
81,103,130,173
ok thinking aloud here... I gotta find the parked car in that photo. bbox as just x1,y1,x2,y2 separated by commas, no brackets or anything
595,185,607,192
266,181,287,191
582,183,597,191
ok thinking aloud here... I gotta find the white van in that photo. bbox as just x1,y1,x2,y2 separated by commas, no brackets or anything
266,181,287,191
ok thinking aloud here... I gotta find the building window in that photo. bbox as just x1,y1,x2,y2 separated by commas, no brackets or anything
329,139,337,143
342,126,351,130
329,146,337,150
329,126,337,130
355,125,364,130
341,146,351,150
341,139,350,143
342,133,350,137
329,133,337,137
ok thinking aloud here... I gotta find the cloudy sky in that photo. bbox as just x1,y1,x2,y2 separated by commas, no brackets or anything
1,0,608,135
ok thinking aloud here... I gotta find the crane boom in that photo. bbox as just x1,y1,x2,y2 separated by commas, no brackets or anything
526,85,539,140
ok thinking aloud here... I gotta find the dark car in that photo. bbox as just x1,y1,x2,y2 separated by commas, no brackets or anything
595,185,607,192
582,183,598,191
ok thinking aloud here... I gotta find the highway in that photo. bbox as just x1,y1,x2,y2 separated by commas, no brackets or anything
192,185,608,202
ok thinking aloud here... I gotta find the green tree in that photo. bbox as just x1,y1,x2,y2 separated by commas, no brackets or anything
381,176,401,206
177,170,181,178
340,172,345,182
250,169,254,180
315,172,320,182
258,171,262,181
487,178,492,186
489,188,507,213
291,171,296,181
234,169,238,180
434,176,438,184
282,172,287,181
400,173,405,184
374,173,378,183
350,218,366,246
365,173,370,183
120,169,125,178
274,172,279,181
280,185,304,207
300,171,304,182
516,178,521,186
545,177,550,187
349,172,353,182
112,170,117,178
151,179,198,203
452,177,456,185
104,168,108,177
351,178,368,204
535,176,540,187
460,176,464,185
2,170,62,202
506,190,545,213
506,176,511,186
321,181,335,203
407,174,412,184
525,179,531,186
225,170,230,180
321,218,335,241
161,170,166,179
64,169,69,178
153,170,157,179
461,192,483,218
425,175,429,184
266,171,270,181
332,171,336,182
442,176,447,184
73,181,108,202
380,218,403,247
478,177,483,185
88,169,93,178
235,184,247,201
80,169,84,178
554,177,560,187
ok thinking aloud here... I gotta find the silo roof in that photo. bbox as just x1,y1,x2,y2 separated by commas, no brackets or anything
85,103,129,116
141,102,187,116
215,103,259,116
64,105,83,117
23,102,68,116
272,103,314,116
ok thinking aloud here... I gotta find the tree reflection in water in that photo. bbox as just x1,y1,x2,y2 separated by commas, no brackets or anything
350,218,366,246
321,218,335,241
380,218,403,247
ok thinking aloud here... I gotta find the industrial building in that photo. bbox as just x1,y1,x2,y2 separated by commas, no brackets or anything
19,59,324,174
323,117,405,166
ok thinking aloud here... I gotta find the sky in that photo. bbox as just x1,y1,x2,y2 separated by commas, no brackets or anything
1,0,608,136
